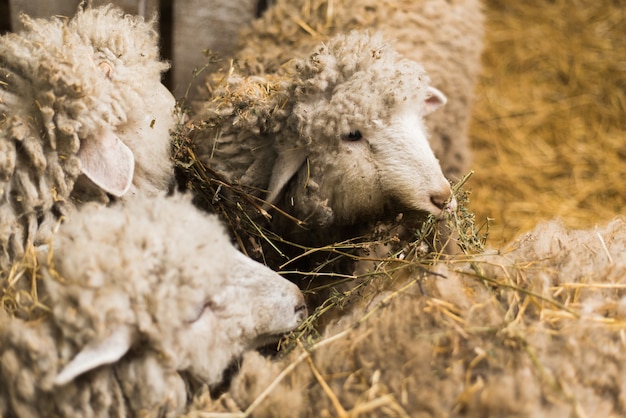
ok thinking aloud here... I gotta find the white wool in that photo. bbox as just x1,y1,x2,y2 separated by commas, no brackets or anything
0,193,306,417
0,5,176,270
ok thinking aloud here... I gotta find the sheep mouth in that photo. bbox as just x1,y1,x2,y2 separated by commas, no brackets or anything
251,306,307,347
251,330,294,348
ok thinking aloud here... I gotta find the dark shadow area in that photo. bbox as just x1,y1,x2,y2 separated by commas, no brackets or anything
159,0,173,89
0,0,11,34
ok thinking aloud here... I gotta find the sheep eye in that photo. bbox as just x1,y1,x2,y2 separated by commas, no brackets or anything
341,130,362,141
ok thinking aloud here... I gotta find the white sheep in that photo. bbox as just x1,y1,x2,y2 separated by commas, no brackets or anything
0,5,176,269
189,31,455,248
0,193,307,418
223,0,484,180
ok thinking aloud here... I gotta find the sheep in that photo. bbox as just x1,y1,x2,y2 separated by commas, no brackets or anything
0,5,176,270
187,31,456,251
0,192,307,418
188,218,626,417
226,0,484,180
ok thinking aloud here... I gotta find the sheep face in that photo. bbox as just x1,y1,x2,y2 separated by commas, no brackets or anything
352,99,454,215
294,98,453,228
270,61,446,227
266,33,455,229
182,250,307,384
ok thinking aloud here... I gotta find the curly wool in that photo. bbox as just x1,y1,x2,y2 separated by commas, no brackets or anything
43,194,233,372
193,32,433,212
0,192,305,417
0,6,172,269
234,0,484,179
291,33,431,145
192,72,294,189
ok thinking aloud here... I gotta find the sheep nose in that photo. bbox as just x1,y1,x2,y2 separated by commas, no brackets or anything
295,303,308,322
430,187,456,214
430,189,452,210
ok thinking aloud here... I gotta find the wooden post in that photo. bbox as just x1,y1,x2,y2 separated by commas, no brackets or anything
171,0,258,97
9,0,80,30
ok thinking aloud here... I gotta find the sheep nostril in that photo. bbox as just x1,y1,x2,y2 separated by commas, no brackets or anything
430,193,449,211
295,304,308,318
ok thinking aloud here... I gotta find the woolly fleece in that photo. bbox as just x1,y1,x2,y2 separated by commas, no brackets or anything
0,5,175,269
0,193,306,417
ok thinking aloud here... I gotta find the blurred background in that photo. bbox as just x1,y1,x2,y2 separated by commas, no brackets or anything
469,0,626,246
1,0,624,248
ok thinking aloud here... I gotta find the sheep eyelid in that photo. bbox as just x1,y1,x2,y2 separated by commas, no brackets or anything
187,300,217,324
341,130,363,141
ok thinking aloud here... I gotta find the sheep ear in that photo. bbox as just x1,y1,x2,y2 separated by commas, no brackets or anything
78,128,135,197
264,147,308,208
54,326,134,386
424,87,447,115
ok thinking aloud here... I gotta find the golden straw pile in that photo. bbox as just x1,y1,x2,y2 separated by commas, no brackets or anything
469,0,626,246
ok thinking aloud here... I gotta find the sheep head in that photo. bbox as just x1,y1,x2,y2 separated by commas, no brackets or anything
15,5,176,197
267,32,455,228
71,5,176,196
39,194,306,388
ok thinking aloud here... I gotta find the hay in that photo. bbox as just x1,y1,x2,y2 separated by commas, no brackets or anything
0,244,49,321
469,0,626,246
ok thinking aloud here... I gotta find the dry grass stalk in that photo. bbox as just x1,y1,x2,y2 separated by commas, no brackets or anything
0,243,49,320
